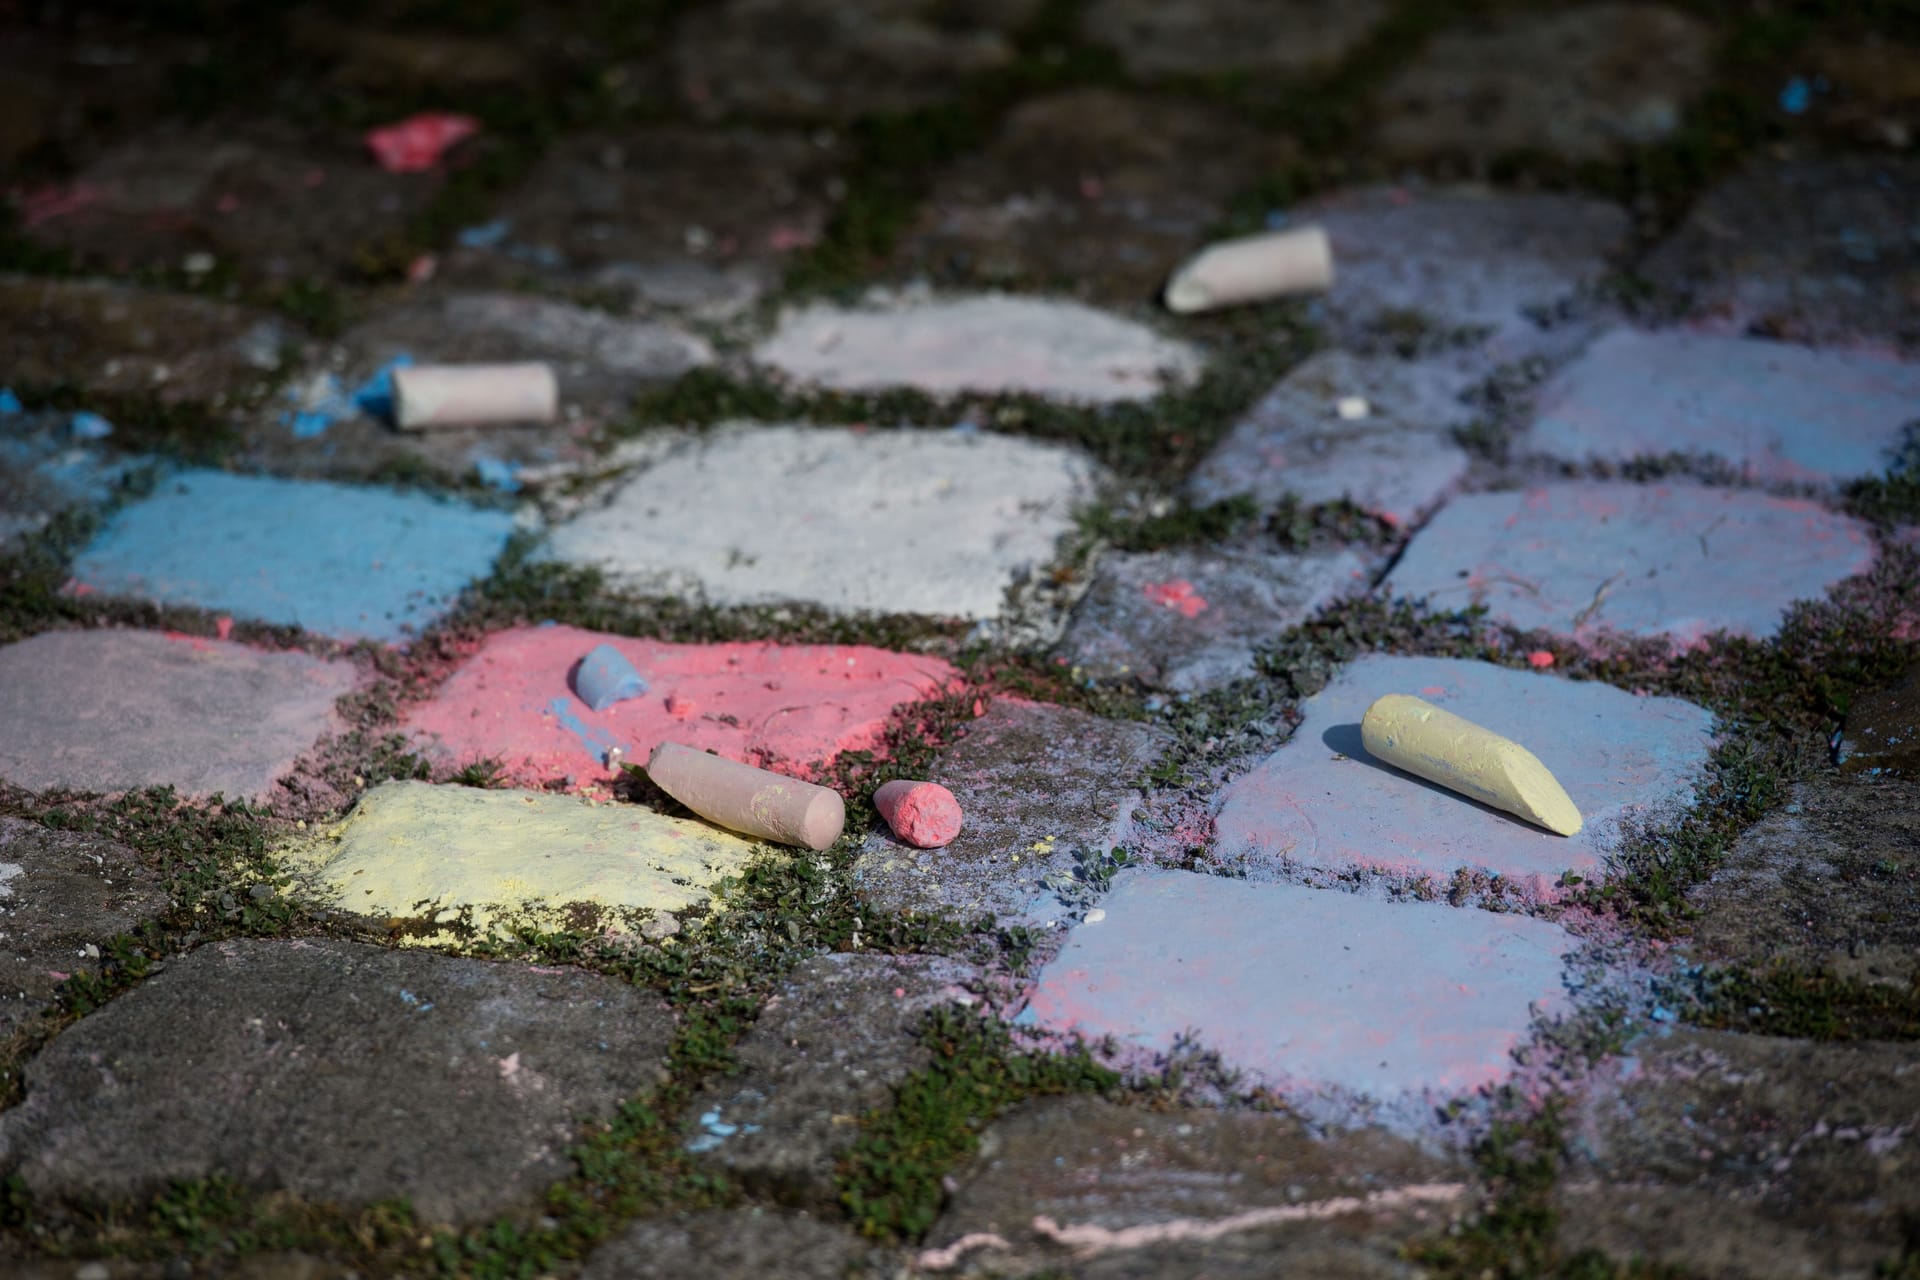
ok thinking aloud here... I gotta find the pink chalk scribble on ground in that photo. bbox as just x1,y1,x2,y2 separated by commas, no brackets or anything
16,182,104,228
1141,579,1208,618
1026,1184,1469,1259
365,112,481,173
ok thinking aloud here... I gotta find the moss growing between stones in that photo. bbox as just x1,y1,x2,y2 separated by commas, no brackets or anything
1693,967,1920,1042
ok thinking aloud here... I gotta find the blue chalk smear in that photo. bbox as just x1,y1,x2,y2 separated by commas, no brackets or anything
1779,76,1812,115
70,411,114,441
0,388,22,417
352,354,416,422
547,696,629,763
457,218,512,249
472,454,522,493
574,643,649,711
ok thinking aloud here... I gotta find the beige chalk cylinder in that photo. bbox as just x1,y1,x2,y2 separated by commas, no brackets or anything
392,363,558,429
646,742,845,851
1164,226,1334,314
1360,694,1583,837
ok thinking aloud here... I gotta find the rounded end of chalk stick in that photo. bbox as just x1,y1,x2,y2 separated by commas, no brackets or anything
800,787,846,851
1163,275,1211,314
875,780,963,848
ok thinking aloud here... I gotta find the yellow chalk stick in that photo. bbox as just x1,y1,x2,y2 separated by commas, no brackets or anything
1359,694,1583,836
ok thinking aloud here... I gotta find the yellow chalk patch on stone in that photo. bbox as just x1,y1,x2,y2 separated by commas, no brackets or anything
1360,694,1584,837
284,781,764,943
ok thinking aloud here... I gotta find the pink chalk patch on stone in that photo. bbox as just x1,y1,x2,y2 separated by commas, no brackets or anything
405,625,958,787
216,617,234,641
365,112,481,173
874,779,965,848
1141,580,1208,619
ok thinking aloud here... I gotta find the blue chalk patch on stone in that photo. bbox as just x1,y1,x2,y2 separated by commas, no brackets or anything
458,218,512,249
0,389,22,416
472,454,522,493
70,469,515,642
573,643,648,711
70,411,113,441
545,696,629,762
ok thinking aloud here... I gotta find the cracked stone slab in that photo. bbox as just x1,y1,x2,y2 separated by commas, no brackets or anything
1683,774,1920,987
1384,482,1877,647
1059,544,1370,693
1525,328,1920,483
680,953,978,1206
405,624,957,787
854,700,1173,928
1211,655,1714,900
1558,1029,1920,1278
541,426,1100,619
926,1095,1464,1277
1020,870,1572,1111
1080,0,1390,78
68,469,516,642
0,629,357,802
0,275,287,404
1187,349,1479,526
581,1209,872,1280
753,293,1203,404
896,90,1296,303
1373,5,1713,163
0,818,168,1037
0,938,677,1225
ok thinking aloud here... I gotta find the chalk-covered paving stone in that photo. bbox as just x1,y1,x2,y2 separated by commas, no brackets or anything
288,781,762,939
1059,544,1369,693
543,426,1099,619
68,469,516,642
1373,5,1713,163
854,700,1173,928
1212,655,1714,899
0,819,168,1036
1021,871,1572,1110
1527,329,1920,484
0,938,676,1225
1556,1029,1920,1277
581,1210,871,1280
405,624,957,787
1186,349,1477,526
753,293,1203,404
0,630,357,802
925,1095,1465,1276
1080,0,1390,77
0,410,148,548
1385,483,1876,647
680,953,978,1206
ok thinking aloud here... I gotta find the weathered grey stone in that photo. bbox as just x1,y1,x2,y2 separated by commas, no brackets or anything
681,953,977,1206
1059,543,1368,693
0,938,677,1225
672,0,1040,120
1375,5,1713,163
1684,775,1920,986
580,1208,873,1280
854,701,1173,927
1841,662,1920,780
897,90,1296,302
0,276,287,405
0,630,359,803
1558,1029,1920,1278
0,819,168,1036
1081,0,1390,78
925,1095,1464,1277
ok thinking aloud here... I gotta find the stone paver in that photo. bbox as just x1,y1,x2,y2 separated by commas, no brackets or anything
1840,661,1920,779
581,1209,869,1280
1683,774,1920,986
753,293,1203,404
1081,0,1390,78
541,426,1099,620
671,0,1040,120
0,819,168,1036
1021,870,1573,1110
1211,655,1715,899
405,624,957,786
1186,350,1479,526
1385,483,1877,647
1059,544,1369,693
0,938,677,1224
1526,328,1920,483
0,630,357,802
1558,1029,1920,1277
926,1095,1464,1276
897,90,1296,302
68,469,517,642
855,700,1173,928
290,781,762,937
1374,5,1713,163
681,953,976,1205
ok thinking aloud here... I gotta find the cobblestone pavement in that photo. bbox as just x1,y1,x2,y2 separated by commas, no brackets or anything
3,2,1919,1277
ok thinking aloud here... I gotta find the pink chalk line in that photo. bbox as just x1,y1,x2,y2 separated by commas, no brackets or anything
915,1233,1012,1271
1028,1182,1469,1259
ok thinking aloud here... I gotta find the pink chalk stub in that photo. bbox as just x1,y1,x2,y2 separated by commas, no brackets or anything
873,779,964,849
647,742,845,851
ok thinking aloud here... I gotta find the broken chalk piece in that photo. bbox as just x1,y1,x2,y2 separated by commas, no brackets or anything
1359,694,1584,837
392,363,558,430
647,742,845,851
873,779,965,849
574,643,648,712
1163,226,1334,314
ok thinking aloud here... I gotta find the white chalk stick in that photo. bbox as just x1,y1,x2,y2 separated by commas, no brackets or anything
392,363,558,430
646,742,845,851
1360,694,1583,836
1164,226,1334,314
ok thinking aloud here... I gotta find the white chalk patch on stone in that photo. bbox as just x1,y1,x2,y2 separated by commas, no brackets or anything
0,863,23,899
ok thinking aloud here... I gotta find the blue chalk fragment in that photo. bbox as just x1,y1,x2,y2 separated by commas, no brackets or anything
352,354,416,422
472,454,522,493
1779,76,1812,115
70,411,114,441
0,388,21,417
573,643,649,711
458,218,512,249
